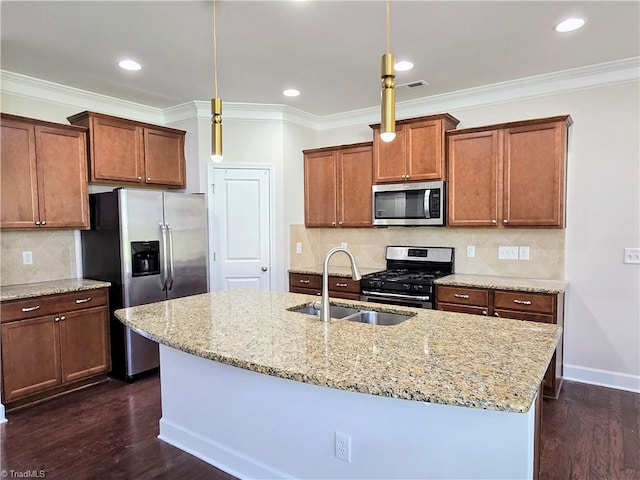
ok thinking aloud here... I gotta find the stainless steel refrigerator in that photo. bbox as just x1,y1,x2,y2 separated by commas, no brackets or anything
81,188,208,381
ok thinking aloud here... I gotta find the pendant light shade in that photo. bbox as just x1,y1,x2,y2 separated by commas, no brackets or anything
211,0,223,162
380,0,396,143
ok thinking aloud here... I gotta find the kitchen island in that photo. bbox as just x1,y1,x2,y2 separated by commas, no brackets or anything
115,289,561,479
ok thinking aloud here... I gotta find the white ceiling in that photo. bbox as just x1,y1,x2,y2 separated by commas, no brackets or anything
1,1,638,117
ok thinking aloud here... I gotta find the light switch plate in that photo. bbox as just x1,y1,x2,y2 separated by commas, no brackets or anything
624,248,640,264
296,242,302,254
498,246,518,260
519,246,530,260
22,251,33,265
466,246,475,258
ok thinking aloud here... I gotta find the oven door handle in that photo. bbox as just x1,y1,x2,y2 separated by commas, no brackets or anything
362,290,430,302
423,189,431,219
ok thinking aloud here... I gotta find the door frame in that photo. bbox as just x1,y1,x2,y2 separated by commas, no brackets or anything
207,163,276,292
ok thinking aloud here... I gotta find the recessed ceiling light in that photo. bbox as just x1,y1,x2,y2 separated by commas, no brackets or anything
118,59,142,71
283,89,300,97
554,18,586,33
395,61,414,72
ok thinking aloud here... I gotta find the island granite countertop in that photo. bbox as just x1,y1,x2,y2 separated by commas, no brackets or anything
0,278,112,302
435,274,567,294
115,289,561,414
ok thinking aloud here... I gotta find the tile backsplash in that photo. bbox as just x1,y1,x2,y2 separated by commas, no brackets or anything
1,230,78,286
290,225,565,280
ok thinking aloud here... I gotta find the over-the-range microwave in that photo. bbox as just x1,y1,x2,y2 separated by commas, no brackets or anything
372,180,446,226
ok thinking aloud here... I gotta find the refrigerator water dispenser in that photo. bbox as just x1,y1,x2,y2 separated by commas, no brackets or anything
131,241,160,277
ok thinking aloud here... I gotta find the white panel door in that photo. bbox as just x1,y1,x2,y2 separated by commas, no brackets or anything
210,167,271,291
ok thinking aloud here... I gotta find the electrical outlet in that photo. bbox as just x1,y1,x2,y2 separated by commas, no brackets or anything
498,246,518,260
624,248,640,264
22,251,33,265
335,431,352,463
340,242,348,249
466,246,475,258
519,246,530,260
296,242,302,254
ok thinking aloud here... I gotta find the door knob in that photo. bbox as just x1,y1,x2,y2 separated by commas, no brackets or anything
261,267,268,272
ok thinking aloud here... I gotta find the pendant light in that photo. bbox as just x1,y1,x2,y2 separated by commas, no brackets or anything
211,0,223,162
380,0,396,143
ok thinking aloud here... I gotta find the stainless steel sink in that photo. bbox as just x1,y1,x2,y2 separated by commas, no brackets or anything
288,303,414,326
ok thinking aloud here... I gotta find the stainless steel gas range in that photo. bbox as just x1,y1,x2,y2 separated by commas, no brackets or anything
360,246,454,309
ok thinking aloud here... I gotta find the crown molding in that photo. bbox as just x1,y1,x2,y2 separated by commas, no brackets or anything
316,56,640,131
0,70,164,124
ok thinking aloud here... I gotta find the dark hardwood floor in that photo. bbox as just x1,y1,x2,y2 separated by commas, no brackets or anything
1,376,638,479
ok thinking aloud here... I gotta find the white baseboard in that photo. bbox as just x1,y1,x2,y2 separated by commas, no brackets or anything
564,364,640,393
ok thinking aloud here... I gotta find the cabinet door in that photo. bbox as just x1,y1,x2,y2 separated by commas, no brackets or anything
90,115,144,183
35,126,89,229
447,130,501,227
373,124,406,183
0,118,40,228
1,316,61,402
406,120,445,181
144,128,186,187
503,122,566,227
59,306,110,383
304,151,337,227
338,145,372,227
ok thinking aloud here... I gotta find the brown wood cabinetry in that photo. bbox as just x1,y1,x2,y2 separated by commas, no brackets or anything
1,288,110,408
67,111,186,188
0,113,89,229
447,115,572,228
371,114,459,184
436,285,564,398
289,272,360,300
304,142,373,228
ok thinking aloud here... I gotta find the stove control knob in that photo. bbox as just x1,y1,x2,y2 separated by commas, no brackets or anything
402,283,411,291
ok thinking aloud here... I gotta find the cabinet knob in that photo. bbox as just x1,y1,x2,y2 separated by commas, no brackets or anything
35,221,41,225
338,221,343,225
492,220,497,224
137,176,142,180
494,312,500,317
482,310,488,315
54,317,60,322
147,177,151,181
503,219,508,224
60,315,66,320
332,222,336,226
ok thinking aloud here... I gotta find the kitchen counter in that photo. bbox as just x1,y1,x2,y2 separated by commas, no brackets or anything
0,278,111,302
115,289,560,413
435,273,567,294
288,266,382,277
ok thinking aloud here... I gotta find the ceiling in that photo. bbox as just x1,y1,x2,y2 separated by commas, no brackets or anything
1,1,638,117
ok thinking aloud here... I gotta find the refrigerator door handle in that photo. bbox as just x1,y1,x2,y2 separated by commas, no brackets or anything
167,224,175,290
160,222,168,290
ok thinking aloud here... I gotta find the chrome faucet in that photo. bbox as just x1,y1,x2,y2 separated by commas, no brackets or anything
314,246,362,322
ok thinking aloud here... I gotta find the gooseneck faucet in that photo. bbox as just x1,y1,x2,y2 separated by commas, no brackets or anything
314,247,362,323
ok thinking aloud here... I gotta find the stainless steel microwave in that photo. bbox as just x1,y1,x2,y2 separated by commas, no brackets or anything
372,180,446,226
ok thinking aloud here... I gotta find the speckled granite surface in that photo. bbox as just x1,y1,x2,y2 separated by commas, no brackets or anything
289,266,382,277
0,278,111,301
115,289,561,413
435,274,567,294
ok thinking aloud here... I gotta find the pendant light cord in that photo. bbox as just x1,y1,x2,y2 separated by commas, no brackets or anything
386,0,390,54
213,0,218,98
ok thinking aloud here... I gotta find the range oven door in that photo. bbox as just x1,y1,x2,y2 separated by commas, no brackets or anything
360,291,432,309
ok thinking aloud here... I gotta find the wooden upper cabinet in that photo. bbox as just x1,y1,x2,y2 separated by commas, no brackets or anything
304,142,373,228
0,113,89,230
371,114,459,184
68,111,186,189
447,115,572,228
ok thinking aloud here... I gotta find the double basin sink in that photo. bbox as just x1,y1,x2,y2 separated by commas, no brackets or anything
289,303,414,326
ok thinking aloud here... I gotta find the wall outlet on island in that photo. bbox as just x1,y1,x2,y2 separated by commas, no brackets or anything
519,246,530,260
335,431,352,463
624,248,640,264
498,246,519,260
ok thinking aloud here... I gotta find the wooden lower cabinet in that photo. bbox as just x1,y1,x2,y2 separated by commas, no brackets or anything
288,272,360,300
1,289,110,408
436,285,564,398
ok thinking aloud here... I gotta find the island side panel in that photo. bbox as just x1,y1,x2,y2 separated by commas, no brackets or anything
158,345,537,480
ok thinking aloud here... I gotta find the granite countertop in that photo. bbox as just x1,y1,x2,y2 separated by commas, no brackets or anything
0,278,112,302
115,289,561,414
289,266,383,277
435,274,567,294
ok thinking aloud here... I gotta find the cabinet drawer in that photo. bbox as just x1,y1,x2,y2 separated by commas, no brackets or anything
289,286,321,296
328,276,360,294
437,286,489,306
1,288,108,323
494,309,554,323
437,303,488,316
289,273,321,291
494,291,555,314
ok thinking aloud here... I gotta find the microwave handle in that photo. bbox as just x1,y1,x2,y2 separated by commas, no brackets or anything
423,189,431,219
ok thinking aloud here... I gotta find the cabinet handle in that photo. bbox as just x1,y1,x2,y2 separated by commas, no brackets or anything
75,297,92,304
513,299,532,305
482,310,488,315
335,283,348,287
35,221,41,225
21,305,40,312
453,293,470,299
299,279,311,284
494,312,500,317
503,219,508,224
492,220,497,224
